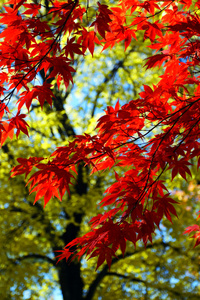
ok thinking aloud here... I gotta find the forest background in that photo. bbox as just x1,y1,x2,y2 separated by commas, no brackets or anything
0,0,200,299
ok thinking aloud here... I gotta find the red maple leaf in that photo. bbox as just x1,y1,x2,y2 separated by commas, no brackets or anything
2,0,200,271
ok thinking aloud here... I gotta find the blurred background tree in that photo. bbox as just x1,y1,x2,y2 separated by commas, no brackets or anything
0,0,200,299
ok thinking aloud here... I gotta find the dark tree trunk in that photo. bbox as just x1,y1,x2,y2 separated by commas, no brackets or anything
54,217,84,300
55,162,88,300
57,221,84,300
58,259,83,300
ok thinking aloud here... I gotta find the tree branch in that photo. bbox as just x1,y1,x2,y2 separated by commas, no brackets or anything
85,240,197,300
15,253,56,266
85,243,158,300
105,271,197,298
91,48,135,118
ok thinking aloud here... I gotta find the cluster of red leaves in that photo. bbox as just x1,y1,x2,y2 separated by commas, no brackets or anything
0,0,200,269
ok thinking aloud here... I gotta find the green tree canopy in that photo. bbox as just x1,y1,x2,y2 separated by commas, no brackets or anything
0,1,200,299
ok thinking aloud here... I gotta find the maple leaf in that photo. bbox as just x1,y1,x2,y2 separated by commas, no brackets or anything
91,3,113,40
11,157,44,178
10,113,29,138
183,224,200,235
23,3,41,17
90,245,114,270
170,158,192,181
32,183,61,207
2,0,200,272
64,37,84,60
77,28,101,55
153,195,178,223
144,54,170,69
184,225,200,248
142,21,163,42
17,84,55,111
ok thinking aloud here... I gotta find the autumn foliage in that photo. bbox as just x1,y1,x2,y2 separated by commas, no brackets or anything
1,0,200,269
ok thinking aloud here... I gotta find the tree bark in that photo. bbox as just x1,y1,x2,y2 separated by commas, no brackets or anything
56,219,84,300
55,162,87,299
